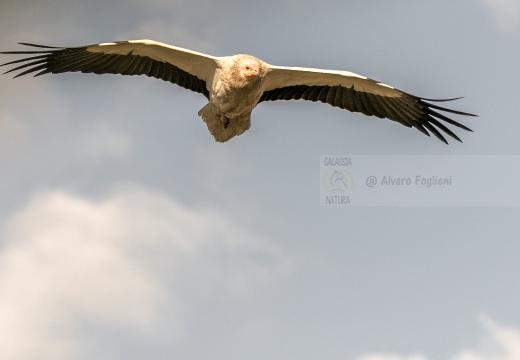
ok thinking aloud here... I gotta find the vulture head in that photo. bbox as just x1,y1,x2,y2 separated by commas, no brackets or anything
230,54,264,88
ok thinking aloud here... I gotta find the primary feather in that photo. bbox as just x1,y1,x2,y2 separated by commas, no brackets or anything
1,39,476,143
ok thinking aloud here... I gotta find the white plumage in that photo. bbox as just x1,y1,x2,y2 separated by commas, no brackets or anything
1,39,475,143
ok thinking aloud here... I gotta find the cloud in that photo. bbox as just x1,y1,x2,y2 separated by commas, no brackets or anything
482,0,520,32
451,315,520,360
355,316,520,360
0,184,287,360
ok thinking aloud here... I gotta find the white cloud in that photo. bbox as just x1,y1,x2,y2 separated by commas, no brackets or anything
482,0,520,32
451,315,520,360
355,315,520,360
0,184,286,360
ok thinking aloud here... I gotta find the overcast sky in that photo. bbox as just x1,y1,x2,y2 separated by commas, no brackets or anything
1,1,520,360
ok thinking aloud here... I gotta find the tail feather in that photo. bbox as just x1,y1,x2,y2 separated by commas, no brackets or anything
198,104,251,142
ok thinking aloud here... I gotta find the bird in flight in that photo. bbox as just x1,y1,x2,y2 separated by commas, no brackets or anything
1,39,475,143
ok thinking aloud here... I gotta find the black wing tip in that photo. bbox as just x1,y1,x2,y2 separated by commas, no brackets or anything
424,128,460,145
428,118,470,144
2,66,41,78
447,132,463,144
421,96,464,102
1,43,55,73
441,138,462,145
18,42,63,49
419,97,477,117
403,95,475,144
1,42,70,78
1,42,65,56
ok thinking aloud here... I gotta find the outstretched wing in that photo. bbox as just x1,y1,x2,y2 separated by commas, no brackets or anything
0,39,219,98
260,65,476,144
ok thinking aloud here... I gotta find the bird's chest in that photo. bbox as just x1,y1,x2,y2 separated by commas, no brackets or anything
210,77,262,118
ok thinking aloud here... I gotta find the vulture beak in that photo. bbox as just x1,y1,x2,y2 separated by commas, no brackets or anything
253,70,263,81
244,67,261,79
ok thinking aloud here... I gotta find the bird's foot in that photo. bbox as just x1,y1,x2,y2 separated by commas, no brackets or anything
220,115,231,129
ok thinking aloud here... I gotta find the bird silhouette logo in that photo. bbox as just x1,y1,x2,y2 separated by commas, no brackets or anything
323,170,353,194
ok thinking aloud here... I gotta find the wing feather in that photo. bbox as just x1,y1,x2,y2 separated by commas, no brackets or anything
353,91,369,116
325,86,337,104
292,86,308,101
366,95,386,119
285,87,300,100
260,65,476,143
304,86,322,102
343,87,356,112
317,86,330,102
427,117,461,142
1,40,218,98
332,86,343,107
376,96,403,123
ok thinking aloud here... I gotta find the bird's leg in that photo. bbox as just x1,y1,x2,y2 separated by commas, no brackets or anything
219,115,231,129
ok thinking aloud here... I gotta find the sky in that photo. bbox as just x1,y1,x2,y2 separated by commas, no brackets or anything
1,1,520,359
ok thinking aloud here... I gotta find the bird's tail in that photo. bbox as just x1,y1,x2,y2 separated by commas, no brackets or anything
198,104,251,142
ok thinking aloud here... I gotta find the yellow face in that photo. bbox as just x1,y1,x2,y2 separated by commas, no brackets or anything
242,61,260,78
238,57,262,79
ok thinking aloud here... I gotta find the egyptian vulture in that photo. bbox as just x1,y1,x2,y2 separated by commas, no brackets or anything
1,40,475,143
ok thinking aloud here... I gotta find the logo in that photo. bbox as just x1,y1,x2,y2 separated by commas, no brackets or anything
322,169,353,194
